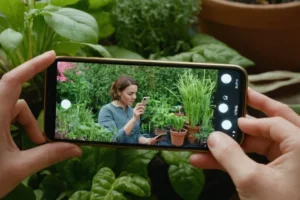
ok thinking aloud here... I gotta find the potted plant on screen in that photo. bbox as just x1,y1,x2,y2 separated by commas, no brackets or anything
168,113,187,146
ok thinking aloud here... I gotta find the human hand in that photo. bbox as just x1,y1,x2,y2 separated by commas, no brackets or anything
0,51,82,198
133,103,145,120
190,88,300,200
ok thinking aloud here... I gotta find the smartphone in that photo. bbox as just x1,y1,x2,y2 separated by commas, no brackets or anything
141,97,150,106
44,56,247,151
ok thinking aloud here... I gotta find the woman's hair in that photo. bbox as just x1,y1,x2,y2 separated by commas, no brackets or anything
110,76,138,100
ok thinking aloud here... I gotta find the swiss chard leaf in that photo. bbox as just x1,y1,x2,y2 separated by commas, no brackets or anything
0,28,23,54
161,151,205,200
0,0,25,31
158,42,254,68
90,167,151,199
69,191,91,200
116,149,159,178
191,44,254,67
105,46,144,60
43,7,99,43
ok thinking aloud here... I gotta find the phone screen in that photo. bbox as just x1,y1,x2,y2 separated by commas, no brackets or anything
45,57,247,151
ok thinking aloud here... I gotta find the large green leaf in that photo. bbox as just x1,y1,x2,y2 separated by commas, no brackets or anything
0,28,23,54
191,33,225,47
69,191,91,200
105,46,144,60
83,43,111,58
43,7,99,43
0,0,25,31
161,151,205,200
116,149,159,178
51,0,80,7
90,167,151,200
90,11,115,39
88,0,113,10
52,40,111,57
191,44,254,67
158,43,254,68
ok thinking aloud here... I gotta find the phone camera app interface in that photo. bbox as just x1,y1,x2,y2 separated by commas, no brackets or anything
54,61,244,149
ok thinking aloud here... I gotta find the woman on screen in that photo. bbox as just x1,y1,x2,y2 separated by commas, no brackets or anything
98,76,157,145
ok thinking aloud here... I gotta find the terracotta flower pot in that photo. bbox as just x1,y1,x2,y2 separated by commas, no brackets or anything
170,128,187,146
198,0,300,73
185,125,200,144
154,128,168,135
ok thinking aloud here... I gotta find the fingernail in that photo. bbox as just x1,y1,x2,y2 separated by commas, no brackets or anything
207,132,220,149
43,50,55,56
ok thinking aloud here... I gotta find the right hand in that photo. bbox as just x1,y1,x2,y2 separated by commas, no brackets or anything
190,88,300,200
132,103,145,120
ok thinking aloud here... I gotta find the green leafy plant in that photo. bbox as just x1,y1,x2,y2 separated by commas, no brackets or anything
111,0,200,58
69,167,151,199
56,104,115,142
0,0,110,73
150,99,171,130
167,113,186,132
169,70,217,128
6,146,204,200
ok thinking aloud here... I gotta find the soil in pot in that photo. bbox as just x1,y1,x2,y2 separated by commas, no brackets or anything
170,128,187,146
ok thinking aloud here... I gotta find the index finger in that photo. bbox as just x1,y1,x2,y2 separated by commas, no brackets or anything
239,117,300,153
0,51,56,110
247,88,300,127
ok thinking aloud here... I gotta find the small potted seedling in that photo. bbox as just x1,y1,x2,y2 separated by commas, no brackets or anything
151,100,171,135
168,113,187,146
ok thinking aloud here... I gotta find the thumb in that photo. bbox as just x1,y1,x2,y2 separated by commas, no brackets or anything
208,132,257,183
19,143,82,176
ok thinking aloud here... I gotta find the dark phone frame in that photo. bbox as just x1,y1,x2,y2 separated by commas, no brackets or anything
44,56,248,152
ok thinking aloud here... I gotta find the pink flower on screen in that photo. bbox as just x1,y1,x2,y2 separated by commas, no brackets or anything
57,62,73,82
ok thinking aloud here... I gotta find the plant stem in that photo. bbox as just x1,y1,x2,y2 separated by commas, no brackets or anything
17,49,25,64
27,24,33,60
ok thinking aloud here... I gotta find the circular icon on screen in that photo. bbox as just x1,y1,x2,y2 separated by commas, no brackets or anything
221,120,232,130
61,99,71,110
218,103,228,113
221,74,232,84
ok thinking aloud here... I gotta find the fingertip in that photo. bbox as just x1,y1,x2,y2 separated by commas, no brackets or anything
64,144,82,158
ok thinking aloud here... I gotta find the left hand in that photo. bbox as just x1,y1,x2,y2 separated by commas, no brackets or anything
0,51,82,198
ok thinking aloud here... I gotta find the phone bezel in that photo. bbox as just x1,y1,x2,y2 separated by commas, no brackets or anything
44,56,248,152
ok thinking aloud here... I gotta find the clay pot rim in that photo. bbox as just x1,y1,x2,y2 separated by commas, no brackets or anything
204,0,300,10
200,0,300,29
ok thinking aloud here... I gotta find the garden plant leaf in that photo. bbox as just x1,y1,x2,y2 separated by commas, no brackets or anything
0,0,24,31
161,151,205,200
0,28,23,54
43,7,99,43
